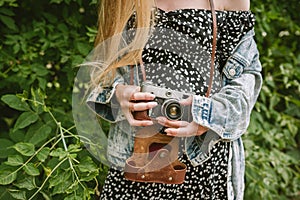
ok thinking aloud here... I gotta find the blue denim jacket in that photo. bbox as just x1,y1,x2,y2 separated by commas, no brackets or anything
87,29,262,200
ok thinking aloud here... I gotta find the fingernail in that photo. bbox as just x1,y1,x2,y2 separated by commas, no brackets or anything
150,102,158,106
165,130,173,136
148,93,155,99
146,121,154,126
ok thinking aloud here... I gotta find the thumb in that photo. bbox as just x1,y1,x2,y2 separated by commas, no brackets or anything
180,95,193,105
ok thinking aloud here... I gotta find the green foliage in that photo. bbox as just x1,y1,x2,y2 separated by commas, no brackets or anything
0,0,107,199
244,1,300,199
0,89,107,199
0,0,299,199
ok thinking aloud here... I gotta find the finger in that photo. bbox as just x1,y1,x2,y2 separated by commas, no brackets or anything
179,96,193,105
128,86,141,101
123,110,154,126
132,101,158,111
116,85,140,102
131,92,155,101
165,127,195,137
127,101,157,112
164,127,189,137
156,117,189,128
196,126,209,135
130,120,154,127
128,102,135,112
165,124,208,137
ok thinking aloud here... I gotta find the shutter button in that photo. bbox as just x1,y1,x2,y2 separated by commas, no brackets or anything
229,68,236,76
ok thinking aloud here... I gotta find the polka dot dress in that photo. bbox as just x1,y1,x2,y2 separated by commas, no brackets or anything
100,8,255,200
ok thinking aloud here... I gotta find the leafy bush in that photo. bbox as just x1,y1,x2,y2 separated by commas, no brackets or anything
0,0,107,199
245,0,300,199
0,0,299,199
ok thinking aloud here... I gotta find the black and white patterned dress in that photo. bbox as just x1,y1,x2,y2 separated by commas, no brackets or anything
100,8,255,200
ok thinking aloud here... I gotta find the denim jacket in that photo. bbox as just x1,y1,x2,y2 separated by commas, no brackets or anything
87,29,262,200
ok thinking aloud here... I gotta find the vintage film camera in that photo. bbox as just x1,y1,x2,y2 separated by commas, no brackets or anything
133,81,193,122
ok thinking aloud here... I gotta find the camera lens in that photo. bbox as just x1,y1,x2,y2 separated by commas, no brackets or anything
162,99,182,120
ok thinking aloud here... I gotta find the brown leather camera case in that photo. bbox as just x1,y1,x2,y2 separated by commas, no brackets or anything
124,129,187,184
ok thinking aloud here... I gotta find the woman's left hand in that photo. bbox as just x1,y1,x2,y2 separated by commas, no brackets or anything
156,117,208,137
156,96,208,137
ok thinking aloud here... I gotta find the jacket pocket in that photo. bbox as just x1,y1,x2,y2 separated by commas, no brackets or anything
223,54,248,80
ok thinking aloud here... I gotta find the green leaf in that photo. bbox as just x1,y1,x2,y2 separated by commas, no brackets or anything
0,14,17,30
78,157,98,173
64,194,83,200
24,163,40,176
0,8,15,16
14,176,36,190
71,55,84,66
13,142,35,157
14,112,39,130
32,64,49,76
76,42,91,55
0,170,17,185
13,43,20,54
8,189,26,200
80,171,98,182
50,0,64,4
1,94,31,111
9,129,25,143
42,166,52,177
52,179,74,195
30,88,46,111
68,144,82,153
0,0,18,7
28,124,52,145
50,148,68,160
40,191,51,200
0,186,11,200
49,170,72,189
5,155,24,166
0,139,15,159
60,55,70,63
38,77,47,90
37,147,50,162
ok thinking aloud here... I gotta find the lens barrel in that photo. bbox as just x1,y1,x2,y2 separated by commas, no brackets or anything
162,99,182,120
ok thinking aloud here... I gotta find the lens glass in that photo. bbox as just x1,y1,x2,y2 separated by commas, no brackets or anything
163,100,182,120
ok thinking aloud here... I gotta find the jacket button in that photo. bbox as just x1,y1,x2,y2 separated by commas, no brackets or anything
229,68,236,76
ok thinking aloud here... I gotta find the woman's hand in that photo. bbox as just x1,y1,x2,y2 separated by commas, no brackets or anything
156,118,208,137
156,96,208,137
115,84,157,126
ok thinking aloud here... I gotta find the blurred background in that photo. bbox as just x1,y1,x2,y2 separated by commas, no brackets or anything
0,0,299,199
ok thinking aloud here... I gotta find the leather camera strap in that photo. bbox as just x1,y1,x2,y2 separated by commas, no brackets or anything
206,0,217,97
130,0,217,98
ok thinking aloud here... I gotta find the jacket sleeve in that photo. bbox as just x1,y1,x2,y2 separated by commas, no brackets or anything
192,32,262,140
86,68,127,123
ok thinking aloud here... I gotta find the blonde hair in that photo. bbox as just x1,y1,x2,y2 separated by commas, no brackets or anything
91,0,156,86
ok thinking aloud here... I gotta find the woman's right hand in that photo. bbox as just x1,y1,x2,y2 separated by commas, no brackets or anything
115,84,157,126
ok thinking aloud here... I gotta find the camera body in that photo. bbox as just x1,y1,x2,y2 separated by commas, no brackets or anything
135,81,192,122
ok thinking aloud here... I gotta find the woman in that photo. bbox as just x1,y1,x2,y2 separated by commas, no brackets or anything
87,0,262,199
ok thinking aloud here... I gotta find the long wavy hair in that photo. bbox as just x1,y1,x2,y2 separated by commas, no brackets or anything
90,0,156,86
